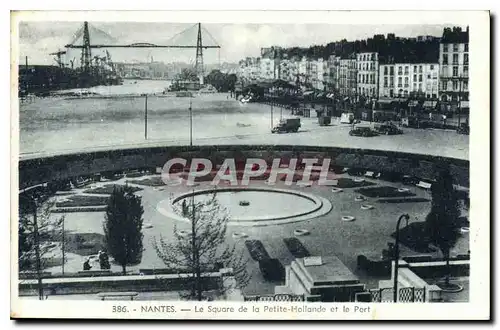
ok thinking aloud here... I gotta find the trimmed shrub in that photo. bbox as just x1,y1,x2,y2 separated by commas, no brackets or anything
259,258,285,281
244,240,270,261
283,237,311,258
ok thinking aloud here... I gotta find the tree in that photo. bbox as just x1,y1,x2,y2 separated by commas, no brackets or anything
103,186,144,275
18,193,65,299
153,193,250,301
176,68,198,82
205,70,238,92
425,166,461,288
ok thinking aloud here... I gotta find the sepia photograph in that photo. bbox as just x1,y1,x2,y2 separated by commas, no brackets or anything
10,10,490,320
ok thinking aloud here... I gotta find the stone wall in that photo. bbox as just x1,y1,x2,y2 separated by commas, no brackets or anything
19,145,469,190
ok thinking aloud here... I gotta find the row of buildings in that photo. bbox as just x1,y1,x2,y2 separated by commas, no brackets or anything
237,27,469,112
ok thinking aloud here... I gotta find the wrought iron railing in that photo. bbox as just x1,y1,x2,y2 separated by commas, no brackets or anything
369,287,426,303
243,294,305,302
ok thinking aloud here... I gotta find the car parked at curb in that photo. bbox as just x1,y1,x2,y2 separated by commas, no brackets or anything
374,123,404,135
349,126,379,137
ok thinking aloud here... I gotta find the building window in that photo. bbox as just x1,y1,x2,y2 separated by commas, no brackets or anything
453,43,459,52
390,89,394,97
418,83,422,91
465,43,469,52
413,74,417,81
442,54,448,65
463,81,468,91
464,66,469,75
390,77,394,87
432,93,437,99
453,80,458,90
441,81,447,90
443,44,448,52
404,66,409,75
419,75,423,82
404,77,409,87
430,64,434,70
453,66,458,77
398,77,402,87
464,53,469,65
390,66,394,75
398,66,402,75
413,83,417,90
453,54,459,65
419,65,423,73
384,66,388,75
414,66,417,72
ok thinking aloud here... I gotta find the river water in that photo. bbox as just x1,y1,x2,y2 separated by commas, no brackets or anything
19,80,469,159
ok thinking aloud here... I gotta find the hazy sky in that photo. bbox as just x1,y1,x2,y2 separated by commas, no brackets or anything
18,22,452,66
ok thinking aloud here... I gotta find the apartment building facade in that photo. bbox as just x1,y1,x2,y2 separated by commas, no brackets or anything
357,52,379,99
324,55,340,92
379,63,439,99
439,26,469,112
339,55,357,98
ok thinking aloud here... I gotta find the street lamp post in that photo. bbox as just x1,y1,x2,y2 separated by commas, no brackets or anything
393,213,410,303
144,94,148,140
61,215,65,275
270,89,274,129
189,98,193,146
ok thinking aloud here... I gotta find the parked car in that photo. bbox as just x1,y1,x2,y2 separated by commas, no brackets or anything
457,123,470,135
349,127,379,137
374,123,403,135
401,116,430,129
340,112,355,124
271,118,301,133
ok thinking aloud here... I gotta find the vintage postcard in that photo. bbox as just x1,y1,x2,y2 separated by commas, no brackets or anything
10,10,490,320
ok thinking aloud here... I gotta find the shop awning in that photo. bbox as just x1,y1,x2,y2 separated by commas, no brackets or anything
408,100,419,107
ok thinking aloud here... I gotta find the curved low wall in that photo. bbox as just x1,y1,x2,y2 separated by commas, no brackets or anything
18,144,469,190
157,186,333,226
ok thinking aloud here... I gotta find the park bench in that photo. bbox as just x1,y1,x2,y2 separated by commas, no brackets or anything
77,270,112,277
97,291,139,301
416,181,432,190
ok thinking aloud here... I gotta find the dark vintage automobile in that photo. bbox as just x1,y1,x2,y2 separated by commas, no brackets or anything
401,116,430,129
374,123,404,135
457,123,470,135
349,127,379,137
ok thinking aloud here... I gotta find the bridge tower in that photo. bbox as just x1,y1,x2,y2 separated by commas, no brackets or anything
80,21,92,73
195,23,204,86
